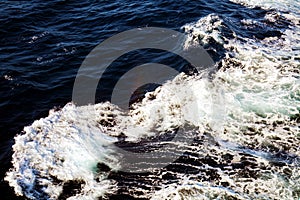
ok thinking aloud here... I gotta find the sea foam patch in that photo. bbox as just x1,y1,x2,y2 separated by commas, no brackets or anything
5,5,300,200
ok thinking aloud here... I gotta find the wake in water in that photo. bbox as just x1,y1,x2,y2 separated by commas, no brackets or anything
5,1,300,199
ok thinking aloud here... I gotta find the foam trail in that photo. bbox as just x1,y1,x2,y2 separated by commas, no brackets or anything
5,103,121,199
5,4,300,200
5,66,300,199
149,5,300,200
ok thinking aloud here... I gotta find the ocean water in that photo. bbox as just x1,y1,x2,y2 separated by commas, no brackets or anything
0,0,299,199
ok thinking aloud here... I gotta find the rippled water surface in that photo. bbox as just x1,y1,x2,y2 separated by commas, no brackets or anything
0,0,299,199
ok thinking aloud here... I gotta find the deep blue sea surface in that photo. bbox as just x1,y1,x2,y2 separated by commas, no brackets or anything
0,0,299,199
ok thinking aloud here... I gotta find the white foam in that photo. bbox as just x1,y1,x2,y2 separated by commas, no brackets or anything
5,103,120,199
4,74,13,81
150,10,300,200
229,0,300,17
6,9,300,200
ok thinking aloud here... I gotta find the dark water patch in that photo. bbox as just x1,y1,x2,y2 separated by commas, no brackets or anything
58,180,85,200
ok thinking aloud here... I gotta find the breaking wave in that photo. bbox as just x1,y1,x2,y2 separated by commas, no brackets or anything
5,1,300,199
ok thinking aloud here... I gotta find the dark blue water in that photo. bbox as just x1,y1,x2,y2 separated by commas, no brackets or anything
0,1,293,199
